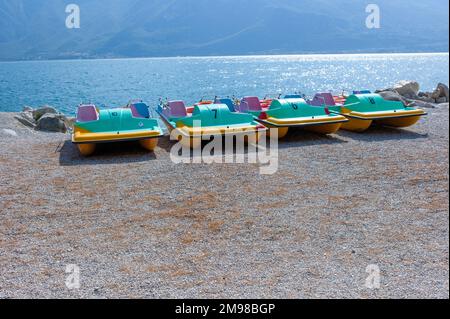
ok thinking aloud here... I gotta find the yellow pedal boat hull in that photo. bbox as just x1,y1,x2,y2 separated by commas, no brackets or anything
340,108,427,132
260,114,348,138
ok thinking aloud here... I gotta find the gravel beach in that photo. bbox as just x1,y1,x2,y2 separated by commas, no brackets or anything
0,106,448,299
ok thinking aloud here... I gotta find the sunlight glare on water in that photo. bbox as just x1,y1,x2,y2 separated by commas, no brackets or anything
0,53,448,114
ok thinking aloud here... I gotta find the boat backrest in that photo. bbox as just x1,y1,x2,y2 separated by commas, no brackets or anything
168,100,187,117
77,105,99,122
353,90,371,95
237,101,249,113
216,98,236,112
130,102,150,118
241,97,262,111
310,93,336,106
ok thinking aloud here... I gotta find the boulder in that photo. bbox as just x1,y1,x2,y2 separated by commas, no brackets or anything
436,97,448,104
431,89,441,100
14,114,36,128
65,117,76,129
36,114,68,133
378,90,409,105
418,91,432,98
410,100,436,109
393,80,420,98
419,83,449,103
20,110,35,123
55,114,74,130
415,96,436,103
32,106,57,121
436,83,449,102
15,109,37,128
22,106,33,112
374,88,391,94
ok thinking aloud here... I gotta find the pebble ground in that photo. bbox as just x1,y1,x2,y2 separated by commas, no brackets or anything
0,106,448,298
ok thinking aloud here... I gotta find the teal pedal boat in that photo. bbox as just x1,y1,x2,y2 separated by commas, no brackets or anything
157,100,266,149
235,96,348,139
72,103,164,156
310,93,428,132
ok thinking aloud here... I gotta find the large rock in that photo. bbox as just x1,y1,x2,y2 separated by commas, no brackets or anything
20,110,35,123
418,83,449,103
36,114,68,133
393,80,420,98
410,100,436,109
436,83,449,102
32,106,57,121
416,95,436,103
431,89,441,100
65,117,76,129
378,90,409,105
14,111,37,128
22,106,33,112
15,108,36,128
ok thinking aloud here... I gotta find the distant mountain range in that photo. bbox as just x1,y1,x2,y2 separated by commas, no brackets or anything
0,0,448,61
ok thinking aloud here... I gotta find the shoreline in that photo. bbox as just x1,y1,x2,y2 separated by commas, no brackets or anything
0,52,448,64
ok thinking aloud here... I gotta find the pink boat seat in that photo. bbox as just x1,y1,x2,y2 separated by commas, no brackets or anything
237,101,249,113
310,93,336,106
241,97,262,111
167,101,187,118
77,105,99,122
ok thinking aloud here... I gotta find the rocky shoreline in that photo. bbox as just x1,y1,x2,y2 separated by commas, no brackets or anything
10,81,450,134
376,81,449,109
13,106,74,133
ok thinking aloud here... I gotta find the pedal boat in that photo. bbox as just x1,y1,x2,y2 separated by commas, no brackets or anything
72,103,164,156
310,93,427,132
235,96,348,139
157,100,267,149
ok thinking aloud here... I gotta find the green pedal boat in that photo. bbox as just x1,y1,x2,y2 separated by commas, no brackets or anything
72,103,164,156
311,93,428,132
157,100,266,149
236,96,348,139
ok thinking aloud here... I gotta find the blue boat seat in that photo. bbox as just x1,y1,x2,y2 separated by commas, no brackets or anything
131,102,150,118
216,98,236,112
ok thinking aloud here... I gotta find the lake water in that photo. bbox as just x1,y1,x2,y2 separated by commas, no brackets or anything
0,53,448,115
